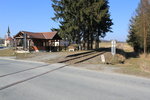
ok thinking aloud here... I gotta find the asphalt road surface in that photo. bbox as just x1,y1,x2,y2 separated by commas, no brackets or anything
0,58,150,100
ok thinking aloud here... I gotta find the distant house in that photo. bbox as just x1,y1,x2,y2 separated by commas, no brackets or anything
14,31,62,52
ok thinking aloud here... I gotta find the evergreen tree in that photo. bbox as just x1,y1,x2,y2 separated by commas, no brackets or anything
127,17,142,52
52,0,113,50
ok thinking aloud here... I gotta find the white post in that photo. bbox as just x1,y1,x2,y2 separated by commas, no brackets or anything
111,40,116,56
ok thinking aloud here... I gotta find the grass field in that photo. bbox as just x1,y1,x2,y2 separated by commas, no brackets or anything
0,48,34,58
100,42,150,77
0,48,15,56
99,42,133,52
116,57,150,78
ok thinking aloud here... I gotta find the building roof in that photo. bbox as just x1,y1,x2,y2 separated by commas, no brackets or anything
6,37,13,41
14,31,61,40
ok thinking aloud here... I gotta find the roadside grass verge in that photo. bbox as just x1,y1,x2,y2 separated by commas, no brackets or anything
15,53,35,59
0,48,15,56
98,42,150,78
0,48,36,59
116,57,150,78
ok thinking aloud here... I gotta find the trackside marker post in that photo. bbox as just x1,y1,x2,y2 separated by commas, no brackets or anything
101,55,105,63
111,40,116,56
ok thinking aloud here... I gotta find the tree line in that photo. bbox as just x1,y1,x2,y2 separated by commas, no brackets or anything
127,0,150,56
51,0,113,50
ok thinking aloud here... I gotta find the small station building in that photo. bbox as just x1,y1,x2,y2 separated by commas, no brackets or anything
14,31,62,52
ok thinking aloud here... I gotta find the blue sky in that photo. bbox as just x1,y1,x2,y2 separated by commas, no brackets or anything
0,0,140,41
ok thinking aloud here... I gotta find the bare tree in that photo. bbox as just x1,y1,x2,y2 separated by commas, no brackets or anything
141,0,150,57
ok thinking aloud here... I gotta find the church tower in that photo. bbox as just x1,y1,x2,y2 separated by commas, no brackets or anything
4,26,13,47
6,26,11,38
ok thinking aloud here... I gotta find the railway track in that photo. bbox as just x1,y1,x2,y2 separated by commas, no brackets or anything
59,51,105,64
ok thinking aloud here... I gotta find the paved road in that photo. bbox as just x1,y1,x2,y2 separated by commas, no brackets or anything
0,58,150,100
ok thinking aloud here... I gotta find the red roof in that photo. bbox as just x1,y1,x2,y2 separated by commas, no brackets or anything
6,37,13,41
14,31,61,40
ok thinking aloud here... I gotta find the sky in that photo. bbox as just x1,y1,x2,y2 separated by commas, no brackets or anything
0,0,140,42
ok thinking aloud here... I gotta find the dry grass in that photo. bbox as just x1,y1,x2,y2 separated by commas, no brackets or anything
15,53,35,59
100,42,150,78
0,48,36,58
99,42,111,48
116,57,150,78
0,48,15,56
100,42,133,52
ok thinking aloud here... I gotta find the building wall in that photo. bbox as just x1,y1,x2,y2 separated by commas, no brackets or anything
4,40,13,47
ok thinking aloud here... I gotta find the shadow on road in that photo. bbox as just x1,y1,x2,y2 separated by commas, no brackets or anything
0,64,68,91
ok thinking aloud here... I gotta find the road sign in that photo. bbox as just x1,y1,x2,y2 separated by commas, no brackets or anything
111,40,116,56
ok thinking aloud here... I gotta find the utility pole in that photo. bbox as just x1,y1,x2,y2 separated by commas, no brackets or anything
23,33,27,51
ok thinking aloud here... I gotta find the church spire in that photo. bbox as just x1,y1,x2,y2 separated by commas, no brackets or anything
7,26,10,37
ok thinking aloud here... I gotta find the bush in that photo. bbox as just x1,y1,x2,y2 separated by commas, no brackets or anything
104,52,125,65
